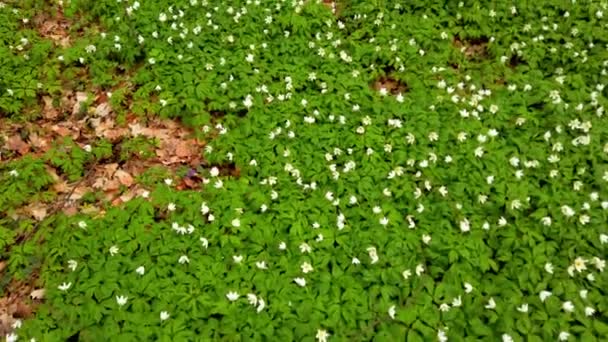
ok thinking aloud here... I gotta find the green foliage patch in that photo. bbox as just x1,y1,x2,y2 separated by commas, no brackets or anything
2,0,608,341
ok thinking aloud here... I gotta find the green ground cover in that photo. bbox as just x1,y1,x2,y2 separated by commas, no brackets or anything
1,0,607,341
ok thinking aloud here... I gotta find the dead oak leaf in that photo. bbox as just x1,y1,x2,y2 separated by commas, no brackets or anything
29,204,47,221
6,135,30,155
114,169,134,187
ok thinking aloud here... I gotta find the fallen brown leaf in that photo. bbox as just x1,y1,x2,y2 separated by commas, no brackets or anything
114,169,133,187
29,204,47,221
42,96,59,120
6,135,30,155
72,92,88,115
94,102,111,117
30,289,45,300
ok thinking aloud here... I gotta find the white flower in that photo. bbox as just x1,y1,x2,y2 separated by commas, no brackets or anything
459,218,470,232
485,298,496,309
256,261,268,269
415,264,425,276
562,301,574,312
58,282,72,291
544,263,554,274
437,329,448,342
256,298,265,313
178,255,190,264
561,205,575,217
585,306,595,316
299,243,312,254
388,305,396,319
352,257,361,265
226,291,240,301
67,260,78,271
279,242,287,250
498,216,507,226
539,290,552,302
573,257,587,272
167,203,176,211
402,269,412,280
160,311,170,321
379,217,389,226
452,296,462,307
5,333,17,342
8,169,19,177
301,262,314,274
367,247,379,264
247,293,258,306
517,303,529,313
601,234,608,244
200,237,209,249
294,277,306,287
316,329,330,342
557,331,569,341
243,95,254,108
592,257,605,271
580,290,588,299
502,334,513,342
439,303,451,312
231,218,241,227
233,255,243,264
116,295,128,306
422,234,431,244
109,245,119,256
135,266,145,275
464,282,474,293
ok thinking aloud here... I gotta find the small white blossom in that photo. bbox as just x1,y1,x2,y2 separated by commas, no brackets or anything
67,260,78,271
294,277,306,287
316,329,330,342
388,305,396,319
415,264,425,276
226,291,240,301
58,282,72,291
539,290,552,302
116,295,128,306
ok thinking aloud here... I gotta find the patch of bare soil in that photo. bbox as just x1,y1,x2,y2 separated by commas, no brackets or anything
453,35,490,59
0,265,43,337
322,0,338,15
33,6,71,48
371,75,409,95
